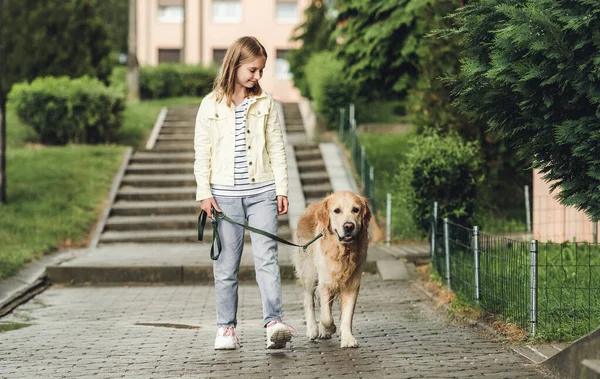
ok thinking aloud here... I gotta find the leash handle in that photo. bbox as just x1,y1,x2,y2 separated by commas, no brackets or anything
197,207,222,260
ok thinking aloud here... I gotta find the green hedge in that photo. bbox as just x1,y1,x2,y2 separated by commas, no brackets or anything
304,51,357,128
398,132,485,233
9,76,125,145
140,64,216,99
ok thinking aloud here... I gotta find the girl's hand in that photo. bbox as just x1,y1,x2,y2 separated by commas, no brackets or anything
277,196,289,216
200,198,221,218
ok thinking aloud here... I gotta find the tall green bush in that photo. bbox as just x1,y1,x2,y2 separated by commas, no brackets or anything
304,52,357,128
9,76,124,145
448,0,600,220
398,132,485,232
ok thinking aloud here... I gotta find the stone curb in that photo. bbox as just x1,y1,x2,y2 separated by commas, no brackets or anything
45,261,379,285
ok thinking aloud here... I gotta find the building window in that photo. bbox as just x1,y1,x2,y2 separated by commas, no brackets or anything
275,50,292,80
157,0,184,23
212,0,242,24
213,49,227,66
158,49,182,63
275,0,298,23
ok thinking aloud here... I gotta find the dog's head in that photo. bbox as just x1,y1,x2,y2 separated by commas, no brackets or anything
317,190,371,244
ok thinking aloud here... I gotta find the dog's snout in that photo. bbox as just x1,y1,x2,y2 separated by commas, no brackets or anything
343,223,355,233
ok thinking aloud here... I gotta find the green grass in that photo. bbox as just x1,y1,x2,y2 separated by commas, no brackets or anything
0,96,201,279
356,131,424,242
0,145,125,279
435,240,600,342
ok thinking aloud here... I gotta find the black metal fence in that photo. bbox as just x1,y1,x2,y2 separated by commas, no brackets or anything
431,205,600,341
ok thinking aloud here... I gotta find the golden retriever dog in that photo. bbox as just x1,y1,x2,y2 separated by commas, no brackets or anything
293,190,371,348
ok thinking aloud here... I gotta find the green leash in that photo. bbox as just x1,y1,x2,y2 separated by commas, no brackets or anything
198,208,324,260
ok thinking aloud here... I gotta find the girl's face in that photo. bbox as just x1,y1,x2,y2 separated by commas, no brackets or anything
235,56,266,90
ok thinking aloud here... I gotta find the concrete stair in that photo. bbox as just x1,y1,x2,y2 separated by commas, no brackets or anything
281,102,305,134
97,104,294,245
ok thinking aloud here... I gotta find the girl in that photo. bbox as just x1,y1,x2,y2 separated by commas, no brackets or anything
194,36,293,350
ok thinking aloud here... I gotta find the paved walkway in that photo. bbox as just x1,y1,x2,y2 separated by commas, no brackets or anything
0,275,548,379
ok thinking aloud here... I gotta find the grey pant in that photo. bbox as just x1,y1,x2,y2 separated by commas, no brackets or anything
213,190,283,327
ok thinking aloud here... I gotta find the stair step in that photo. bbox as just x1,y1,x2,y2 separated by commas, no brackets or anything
105,214,198,230
117,186,196,201
130,152,194,163
157,134,195,141
111,200,199,216
303,183,333,198
295,150,322,160
294,144,319,152
105,214,289,231
299,171,330,185
162,121,194,127
152,143,194,152
581,359,600,376
126,163,193,175
297,159,326,173
99,226,293,244
122,174,196,187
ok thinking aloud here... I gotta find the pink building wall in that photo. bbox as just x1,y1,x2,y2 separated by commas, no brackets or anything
136,0,311,102
532,170,596,242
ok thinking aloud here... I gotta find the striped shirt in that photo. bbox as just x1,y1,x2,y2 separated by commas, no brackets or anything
211,98,276,198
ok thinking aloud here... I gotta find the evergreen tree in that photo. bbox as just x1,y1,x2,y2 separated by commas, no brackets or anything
449,0,600,220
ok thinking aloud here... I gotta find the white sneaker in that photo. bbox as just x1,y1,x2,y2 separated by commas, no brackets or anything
266,320,293,349
214,326,238,350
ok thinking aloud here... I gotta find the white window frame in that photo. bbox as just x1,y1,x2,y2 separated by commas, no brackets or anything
212,0,242,24
275,0,299,24
275,50,292,80
157,5,184,23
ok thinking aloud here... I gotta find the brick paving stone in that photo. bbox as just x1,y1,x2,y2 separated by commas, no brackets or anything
0,275,548,379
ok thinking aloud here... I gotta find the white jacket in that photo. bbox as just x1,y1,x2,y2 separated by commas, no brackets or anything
194,91,288,201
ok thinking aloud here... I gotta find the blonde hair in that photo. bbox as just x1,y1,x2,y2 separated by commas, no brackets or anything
213,36,267,107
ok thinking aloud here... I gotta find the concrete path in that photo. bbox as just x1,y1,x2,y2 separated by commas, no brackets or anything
0,275,548,379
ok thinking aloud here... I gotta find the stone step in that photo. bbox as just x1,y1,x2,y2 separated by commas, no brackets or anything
111,200,200,216
157,134,195,141
99,225,293,244
297,159,326,173
122,174,196,187
160,127,194,134
152,143,194,152
294,144,319,152
105,214,198,231
116,186,196,201
303,183,333,198
295,149,321,160
130,152,194,164
581,359,600,377
105,214,289,231
161,118,196,130
299,171,330,185
126,163,193,175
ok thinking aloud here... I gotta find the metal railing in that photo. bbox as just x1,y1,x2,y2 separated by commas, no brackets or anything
338,104,376,214
431,202,600,341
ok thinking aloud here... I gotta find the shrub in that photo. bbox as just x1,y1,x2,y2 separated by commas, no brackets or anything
304,51,357,128
399,131,485,233
140,64,216,99
9,76,124,145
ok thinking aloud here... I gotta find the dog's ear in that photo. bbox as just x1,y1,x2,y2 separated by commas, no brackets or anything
362,197,372,228
316,199,330,230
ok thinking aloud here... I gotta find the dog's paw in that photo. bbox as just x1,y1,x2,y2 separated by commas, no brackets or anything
340,334,359,348
318,322,336,339
307,324,318,341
